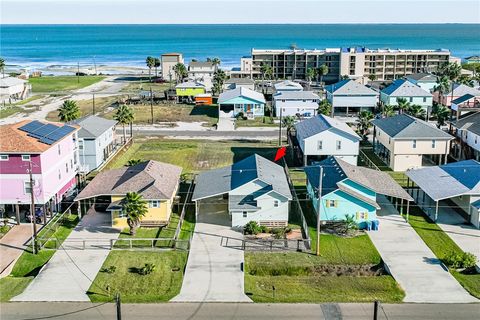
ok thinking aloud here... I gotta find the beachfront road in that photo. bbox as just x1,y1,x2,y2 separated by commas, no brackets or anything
2,302,479,320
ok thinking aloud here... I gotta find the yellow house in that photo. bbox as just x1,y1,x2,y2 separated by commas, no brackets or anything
75,160,182,229
175,81,206,102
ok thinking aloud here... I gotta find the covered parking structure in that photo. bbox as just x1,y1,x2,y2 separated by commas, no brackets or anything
405,160,480,228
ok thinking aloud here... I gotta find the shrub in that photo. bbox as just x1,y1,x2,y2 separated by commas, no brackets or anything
271,228,286,239
444,251,478,269
140,263,156,275
244,221,261,235
259,225,268,233
101,266,117,274
344,214,358,232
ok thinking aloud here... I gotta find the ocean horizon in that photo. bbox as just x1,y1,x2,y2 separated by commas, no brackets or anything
1,24,479,71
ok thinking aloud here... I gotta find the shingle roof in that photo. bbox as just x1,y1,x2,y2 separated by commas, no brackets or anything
381,79,432,97
326,79,378,96
372,114,453,139
453,112,480,136
295,115,360,153
75,160,182,200
189,61,215,69
273,91,320,100
274,80,303,91
0,120,79,153
405,160,480,201
192,154,292,201
304,156,413,200
451,94,476,105
405,73,438,82
446,83,480,97
218,87,265,104
70,115,117,139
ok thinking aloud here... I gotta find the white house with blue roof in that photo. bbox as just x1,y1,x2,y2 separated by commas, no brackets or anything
294,114,361,165
380,79,433,112
273,90,320,117
325,79,378,116
192,154,292,228
218,87,266,119
304,156,412,229
406,160,480,228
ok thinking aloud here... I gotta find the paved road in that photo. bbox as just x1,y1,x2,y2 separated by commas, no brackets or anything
1,302,479,320
172,201,251,302
0,224,32,277
12,210,120,302
368,195,478,303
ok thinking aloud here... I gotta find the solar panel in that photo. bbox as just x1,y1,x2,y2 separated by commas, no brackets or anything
18,120,44,133
44,125,76,142
30,124,60,137
39,137,55,145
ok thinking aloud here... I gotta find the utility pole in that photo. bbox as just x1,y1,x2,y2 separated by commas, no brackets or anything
77,62,80,84
116,293,122,320
93,56,97,75
28,161,38,254
316,165,323,256
278,106,282,146
92,93,96,115
150,87,154,124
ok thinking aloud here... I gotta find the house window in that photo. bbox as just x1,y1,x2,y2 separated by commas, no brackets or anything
317,140,323,150
58,145,61,155
24,181,33,194
356,212,369,220
274,200,279,207
409,97,413,102
58,169,61,180
326,200,338,207
21,155,31,161
412,140,417,148
0,155,9,161
70,159,73,169
388,138,391,144
432,140,436,148
243,211,248,218
149,200,160,208
423,97,427,103
65,163,68,173
79,141,84,150
336,140,342,150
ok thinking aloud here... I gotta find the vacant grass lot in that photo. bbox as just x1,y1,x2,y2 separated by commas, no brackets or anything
29,76,105,93
88,251,187,302
103,103,218,126
46,96,120,122
120,79,172,92
406,205,480,298
106,138,279,174
236,116,278,127
0,106,25,119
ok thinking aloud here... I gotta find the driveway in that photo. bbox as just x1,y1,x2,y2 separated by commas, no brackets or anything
368,195,478,303
11,210,120,302
0,224,32,277
172,201,251,302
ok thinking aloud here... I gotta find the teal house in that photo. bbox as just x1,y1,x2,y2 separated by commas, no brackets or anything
304,156,412,229
218,87,266,119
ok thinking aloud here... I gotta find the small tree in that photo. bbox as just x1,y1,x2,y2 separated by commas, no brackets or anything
406,104,426,119
154,58,161,78
396,97,410,114
114,104,135,143
173,63,187,83
317,99,332,116
127,159,142,166
146,56,155,82
382,105,396,117
431,103,450,128
58,100,80,122
306,68,315,90
368,74,377,82
123,192,148,236
281,116,296,134
356,110,374,140
212,69,227,96
316,64,329,85
260,63,273,94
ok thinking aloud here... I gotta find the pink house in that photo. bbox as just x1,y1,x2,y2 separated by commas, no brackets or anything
0,120,80,222
434,83,480,106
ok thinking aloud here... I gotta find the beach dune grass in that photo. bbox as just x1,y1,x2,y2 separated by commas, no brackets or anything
29,75,105,93
88,251,187,303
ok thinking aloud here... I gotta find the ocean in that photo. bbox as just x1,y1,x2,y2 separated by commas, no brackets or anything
1,24,479,71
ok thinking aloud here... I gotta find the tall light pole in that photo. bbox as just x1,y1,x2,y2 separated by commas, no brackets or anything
28,161,38,254
316,165,323,256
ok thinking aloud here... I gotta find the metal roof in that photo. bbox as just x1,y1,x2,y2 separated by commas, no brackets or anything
218,87,265,104
192,154,292,201
273,91,320,100
446,83,480,97
453,112,480,136
70,115,117,138
305,156,413,201
274,80,303,91
405,160,480,201
325,79,378,96
175,81,206,89
381,79,432,97
75,160,182,201
225,78,255,84
189,61,215,69
405,73,438,82
372,114,453,139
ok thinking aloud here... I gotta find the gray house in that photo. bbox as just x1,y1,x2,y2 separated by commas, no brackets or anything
71,115,118,173
325,79,378,116
192,154,292,228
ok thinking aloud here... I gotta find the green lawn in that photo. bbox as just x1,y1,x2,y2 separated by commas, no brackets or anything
236,116,278,127
406,205,480,298
46,96,121,122
120,80,172,92
88,251,187,302
0,106,24,119
245,274,404,303
105,138,279,174
103,103,218,126
0,213,79,301
29,76,106,93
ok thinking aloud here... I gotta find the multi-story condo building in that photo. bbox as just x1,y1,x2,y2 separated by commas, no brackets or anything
235,47,452,83
161,53,184,81
0,120,80,222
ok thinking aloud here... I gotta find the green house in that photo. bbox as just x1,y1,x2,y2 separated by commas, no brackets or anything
175,81,206,101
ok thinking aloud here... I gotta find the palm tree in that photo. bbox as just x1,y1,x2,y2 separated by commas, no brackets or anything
317,99,332,116
396,97,410,114
210,57,221,71
173,63,187,83
123,192,148,236
146,56,155,82
434,75,451,105
260,64,273,94
126,159,142,166
457,74,474,87
382,105,396,117
0,57,5,78
406,104,426,119
212,69,227,96
58,100,80,122
114,104,135,143
316,64,329,85
154,58,161,78
306,68,315,90
356,110,374,140
281,116,296,134
431,104,450,128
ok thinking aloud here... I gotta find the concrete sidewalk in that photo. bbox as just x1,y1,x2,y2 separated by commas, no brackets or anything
368,195,478,303
0,224,33,277
11,211,120,302
172,203,251,302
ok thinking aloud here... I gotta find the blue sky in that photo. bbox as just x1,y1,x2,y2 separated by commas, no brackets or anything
1,0,479,24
